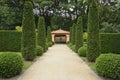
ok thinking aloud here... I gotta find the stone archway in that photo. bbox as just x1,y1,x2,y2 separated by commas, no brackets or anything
54,35,66,43
51,29,70,43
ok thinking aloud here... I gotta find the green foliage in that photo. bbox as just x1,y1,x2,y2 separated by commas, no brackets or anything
71,23,76,45
69,27,72,43
75,16,83,52
36,46,44,56
71,45,76,51
0,0,23,30
0,30,21,52
47,42,53,47
47,26,52,43
83,32,88,42
78,46,87,57
87,2,100,62
37,16,46,51
95,54,120,79
0,53,23,78
100,33,120,54
22,1,36,61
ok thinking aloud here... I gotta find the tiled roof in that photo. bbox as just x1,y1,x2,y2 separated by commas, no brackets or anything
51,29,70,34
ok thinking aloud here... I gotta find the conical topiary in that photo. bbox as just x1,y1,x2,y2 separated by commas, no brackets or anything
87,2,100,62
22,1,36,61
37,16,46,51
75,16,83,52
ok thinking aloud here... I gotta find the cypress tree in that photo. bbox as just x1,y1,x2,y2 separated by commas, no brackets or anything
75,16,83,52
87,2,100,62
70,27,72,43
37,16,46,51
72,23,76,45
22,1,36,61
47,26,52,43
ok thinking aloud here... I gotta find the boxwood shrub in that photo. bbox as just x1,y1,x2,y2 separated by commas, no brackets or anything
47,42,53,47
36,46,44,56
100,33,120,54
0,30,21,52
78,46,87,57
95,54,120,79
0,52,23,78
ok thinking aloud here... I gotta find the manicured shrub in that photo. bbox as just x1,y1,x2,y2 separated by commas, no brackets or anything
0,53,23,78
37,16,46,51
69,27,72,43
36,46,44,56
87,2,100,62
47,42,53,47
71,45,75,51
47,26,52,43
100,33,120,54
83,32,88,42
78,46,87,57
0,30,21,52
95,54,120,79
75,16,83,52
22,1,36,61
71,23,76,45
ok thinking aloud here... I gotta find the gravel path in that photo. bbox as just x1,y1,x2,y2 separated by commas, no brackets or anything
18,44,102,80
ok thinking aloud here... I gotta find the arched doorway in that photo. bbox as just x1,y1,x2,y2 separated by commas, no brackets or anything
54,35,66,43
51,29,70,43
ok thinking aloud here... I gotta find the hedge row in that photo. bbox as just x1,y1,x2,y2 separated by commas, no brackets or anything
100,33,120,54
0,30,21,52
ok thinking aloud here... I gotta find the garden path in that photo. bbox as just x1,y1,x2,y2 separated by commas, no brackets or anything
18,44,102,80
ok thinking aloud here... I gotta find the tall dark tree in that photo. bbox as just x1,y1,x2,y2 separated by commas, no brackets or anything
22,1,36,61
75,16,83,52
70,27,72,43
37,16,46,51
47,26,52,42
72,23,76,45
87,1,100,62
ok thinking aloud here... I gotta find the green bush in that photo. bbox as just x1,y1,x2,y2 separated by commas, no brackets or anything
0,30,21,52
36,46,43,56
47,26,52,43
37,16,46,51
78,46,87,57
0,53,23,78
47,42,53,47
21,1,36,61
71,24,76,45
75,16,83,52
95,54,120,79
100,33,120,54
87,2,100,62
71,45,75,51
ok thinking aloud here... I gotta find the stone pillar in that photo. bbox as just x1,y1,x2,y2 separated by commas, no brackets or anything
52,34,55,42
66,34,70,42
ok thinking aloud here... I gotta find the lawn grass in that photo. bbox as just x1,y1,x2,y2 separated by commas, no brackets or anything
81,57,96,71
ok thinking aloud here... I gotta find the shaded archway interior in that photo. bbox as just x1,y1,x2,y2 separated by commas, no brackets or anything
51,29,70,43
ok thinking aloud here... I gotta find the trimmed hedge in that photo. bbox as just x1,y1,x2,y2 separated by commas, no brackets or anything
0,53,23,78
75,16,83,52
100,33,120,54
95,54,120,79
36,46,43,56
0,30,21,52
87,2,100,62
78,46,87,57
47,42,53,47
37,16,46,52
47,26,52,43
22,1,36,61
